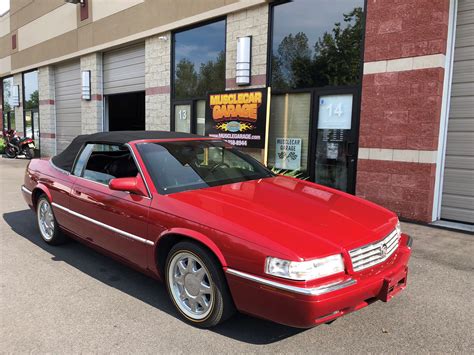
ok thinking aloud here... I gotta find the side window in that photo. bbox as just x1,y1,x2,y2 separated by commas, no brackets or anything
72,144,93,177
73,144,139,185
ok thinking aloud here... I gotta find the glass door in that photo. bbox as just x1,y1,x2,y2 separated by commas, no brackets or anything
173,102,192,133
310,87,360,194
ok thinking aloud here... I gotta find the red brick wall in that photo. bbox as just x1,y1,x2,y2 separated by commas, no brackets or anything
356,160,437,221
357,0,450,222
364,0,449,61
359,68,444,150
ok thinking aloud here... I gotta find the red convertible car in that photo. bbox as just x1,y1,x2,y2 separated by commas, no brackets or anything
21,131,412,328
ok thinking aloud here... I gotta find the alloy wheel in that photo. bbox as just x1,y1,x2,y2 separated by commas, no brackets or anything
168,252,214,320
37,199,55,241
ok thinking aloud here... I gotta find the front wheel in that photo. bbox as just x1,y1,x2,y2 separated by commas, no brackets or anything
36,195,67,245
165,241,235,328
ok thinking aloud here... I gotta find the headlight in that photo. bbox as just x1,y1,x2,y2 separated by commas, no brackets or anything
265,254,345,281
396,220,401,237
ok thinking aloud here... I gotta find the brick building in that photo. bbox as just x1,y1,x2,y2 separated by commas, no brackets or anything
0,0,472,227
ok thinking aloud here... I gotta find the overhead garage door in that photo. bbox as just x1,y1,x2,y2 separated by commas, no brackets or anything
55,61,81,153
441,0,474,224
103,44,145,95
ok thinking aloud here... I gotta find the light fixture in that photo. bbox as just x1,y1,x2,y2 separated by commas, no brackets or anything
64,0,85,6
12,85,20,107
236,36,251,86
158,36,168,41
81,70,91,100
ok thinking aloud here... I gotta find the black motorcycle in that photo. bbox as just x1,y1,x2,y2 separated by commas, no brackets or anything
2,129,36,159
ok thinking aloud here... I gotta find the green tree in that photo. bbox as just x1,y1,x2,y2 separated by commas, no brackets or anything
24,90,39,110
174,58,198,99
196,50,225,96
271,7,363,89
313,7,363,86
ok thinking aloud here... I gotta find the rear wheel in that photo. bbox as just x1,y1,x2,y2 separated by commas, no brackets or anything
165,241,235,328
25,147,34,159
5,146,16,158
36,195,67,245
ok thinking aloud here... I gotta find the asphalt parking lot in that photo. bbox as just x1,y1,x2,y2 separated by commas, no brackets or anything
1,157,473,353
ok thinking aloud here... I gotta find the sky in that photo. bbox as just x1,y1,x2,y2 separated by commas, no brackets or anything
174,20,226,71
0,0,9,15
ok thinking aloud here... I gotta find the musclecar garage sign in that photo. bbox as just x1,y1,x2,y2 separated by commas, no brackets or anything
205,88,267,149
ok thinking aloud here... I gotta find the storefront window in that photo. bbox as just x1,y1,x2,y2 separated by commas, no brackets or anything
268,93,311,172
271,0,364,90
269,0,364,193
172,19,225,134
2,77,15,131
23,70,39,148
173,20,226,100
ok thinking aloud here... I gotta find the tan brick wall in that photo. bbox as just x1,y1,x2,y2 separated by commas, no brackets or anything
225,4,268,90
80,53,103,134
38,65,56,156
145,33,171,131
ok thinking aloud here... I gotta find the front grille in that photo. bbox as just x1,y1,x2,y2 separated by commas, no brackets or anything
349,229,400,272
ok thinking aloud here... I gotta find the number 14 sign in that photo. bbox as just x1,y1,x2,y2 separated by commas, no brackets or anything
317,94,353,130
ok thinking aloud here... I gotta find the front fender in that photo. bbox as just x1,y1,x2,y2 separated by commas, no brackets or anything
156,227,228,267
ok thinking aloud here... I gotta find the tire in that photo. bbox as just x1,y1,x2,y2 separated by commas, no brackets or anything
165,241,235,328
5,146,16,158
36,195,67,245
25,147,34,159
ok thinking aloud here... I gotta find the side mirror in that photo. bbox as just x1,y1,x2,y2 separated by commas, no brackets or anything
109,175,148,197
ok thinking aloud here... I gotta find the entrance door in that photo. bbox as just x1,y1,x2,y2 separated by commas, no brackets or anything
310,87,360,194
172,99,206,135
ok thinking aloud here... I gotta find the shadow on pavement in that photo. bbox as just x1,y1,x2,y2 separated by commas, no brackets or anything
3,209,305,344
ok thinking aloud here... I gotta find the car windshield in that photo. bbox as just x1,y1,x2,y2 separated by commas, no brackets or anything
137,140,274,194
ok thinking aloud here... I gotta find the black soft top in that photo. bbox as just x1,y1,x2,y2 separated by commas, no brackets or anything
51,131,202,172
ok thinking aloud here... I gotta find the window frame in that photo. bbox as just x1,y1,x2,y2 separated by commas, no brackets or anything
170,17,227,134
22,69,40,151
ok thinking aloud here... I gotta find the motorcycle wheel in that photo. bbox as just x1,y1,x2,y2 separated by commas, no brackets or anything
25,147,35,159
5,146,16,158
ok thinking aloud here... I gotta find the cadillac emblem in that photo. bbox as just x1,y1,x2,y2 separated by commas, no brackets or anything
379,244,388,257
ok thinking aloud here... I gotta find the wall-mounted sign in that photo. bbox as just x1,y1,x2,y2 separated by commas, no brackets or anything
12,85,20,107
275,138,302,170
81,70,91,100
318,94,353,130
205,88,267,148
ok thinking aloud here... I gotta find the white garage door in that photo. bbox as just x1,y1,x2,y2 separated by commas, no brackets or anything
103,44,145,95
55,61,81,153
441,0,474,224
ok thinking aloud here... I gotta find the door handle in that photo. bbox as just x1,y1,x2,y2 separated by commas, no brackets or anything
345,142,357,157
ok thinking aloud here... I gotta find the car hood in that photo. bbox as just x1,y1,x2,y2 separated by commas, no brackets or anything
165,176,398,260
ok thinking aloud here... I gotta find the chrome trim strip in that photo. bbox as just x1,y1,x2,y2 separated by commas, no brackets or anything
225,268,356,296
21,186,32,195
51,202,154,246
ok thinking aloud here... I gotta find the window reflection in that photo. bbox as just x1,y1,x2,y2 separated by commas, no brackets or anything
271,0,364,90
173,20,226,99
2,77,14,111
2,77,15,131
23,71,39,110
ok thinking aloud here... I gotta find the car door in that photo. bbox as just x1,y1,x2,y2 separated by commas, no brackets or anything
69,143,152,269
